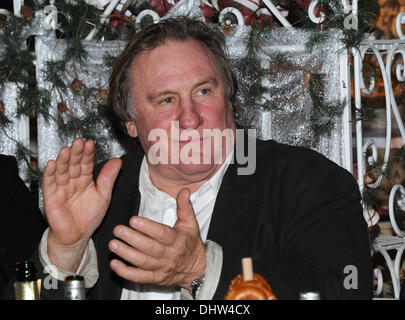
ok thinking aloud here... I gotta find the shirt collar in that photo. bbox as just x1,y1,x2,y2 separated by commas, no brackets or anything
139,149,234,203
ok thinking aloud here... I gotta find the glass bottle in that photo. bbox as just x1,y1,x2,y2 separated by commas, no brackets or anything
64,275,86,300
14,260,40,300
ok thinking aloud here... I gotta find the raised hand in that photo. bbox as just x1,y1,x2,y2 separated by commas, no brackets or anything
108,188,207,291
42,138,122,271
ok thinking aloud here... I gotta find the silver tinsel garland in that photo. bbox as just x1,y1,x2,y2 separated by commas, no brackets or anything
225,26,345,167
0,81,21,156
35,36,125,170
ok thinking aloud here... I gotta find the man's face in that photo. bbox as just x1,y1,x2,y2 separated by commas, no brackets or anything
125,39,236,183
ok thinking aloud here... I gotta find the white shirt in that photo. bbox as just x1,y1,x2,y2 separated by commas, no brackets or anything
39,150,233,300
121,153,231,300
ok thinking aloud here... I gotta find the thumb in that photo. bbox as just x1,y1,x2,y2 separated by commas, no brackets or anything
96,158,122,201
175,188,198,229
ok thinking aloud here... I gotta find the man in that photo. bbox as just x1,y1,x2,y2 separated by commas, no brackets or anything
34,17,372,300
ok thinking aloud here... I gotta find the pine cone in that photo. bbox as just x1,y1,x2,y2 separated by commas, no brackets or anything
364,172,375,185
20,5,34,19
98,89,108,101
71,79,84,92
30,159,38,171
0,100,4,112
223,24,234,35
57,101,68,113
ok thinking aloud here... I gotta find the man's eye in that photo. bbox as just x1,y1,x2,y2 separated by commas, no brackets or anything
199,88,210,95
162,97,173,104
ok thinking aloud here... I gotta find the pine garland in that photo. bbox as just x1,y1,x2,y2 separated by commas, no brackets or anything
0,11,42,174
0,0,122,184
232,22,345,148
301,0,380,50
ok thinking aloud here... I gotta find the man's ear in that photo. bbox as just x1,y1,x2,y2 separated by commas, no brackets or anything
125,121,138,138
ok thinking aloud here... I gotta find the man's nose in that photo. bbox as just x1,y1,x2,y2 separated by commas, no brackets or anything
178,100,203,129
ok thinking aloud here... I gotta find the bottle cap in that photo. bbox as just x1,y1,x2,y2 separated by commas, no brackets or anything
299,291,320,300
64,275,85,288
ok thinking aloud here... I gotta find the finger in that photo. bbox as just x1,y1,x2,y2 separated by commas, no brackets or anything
96,158,122,201
110,259,160,284
80,139,96,177
113,225,165,258
175,188,198,229
54,146,71,186
68,138,85,179
130,216,176,246
42,159,57,191
108,239,159,270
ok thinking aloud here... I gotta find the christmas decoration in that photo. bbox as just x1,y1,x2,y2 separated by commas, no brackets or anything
364,172,375,185
230,25,345,162
200,0,280,25
222,23,234,35
29,158,38,171
71,79,84,92
150,0,180,17
20,5,34,19
98,89,108,101
35,32,123,172
57,101,68,114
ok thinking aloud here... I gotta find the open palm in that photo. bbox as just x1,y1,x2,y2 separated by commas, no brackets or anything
43,139,122,247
